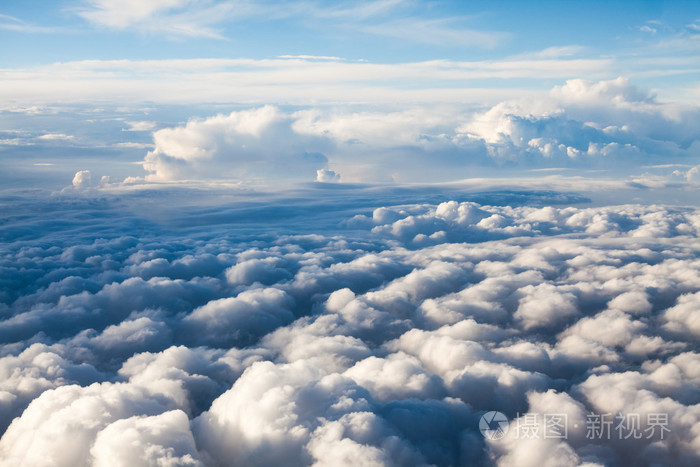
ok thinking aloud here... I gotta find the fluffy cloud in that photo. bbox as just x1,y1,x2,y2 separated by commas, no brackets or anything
72,170,92,190
316,168,341,183
143,106,330,182
180,288,296,347
91,410,202,467
663,292,700,338
1,186,699,465
457,77,700,166
0,382,176,467
133,78,700,183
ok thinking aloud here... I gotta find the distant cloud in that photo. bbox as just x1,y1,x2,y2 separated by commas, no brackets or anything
71,170,92,189
135,78,700,183
361,16,507,48
278,55,344,61
37,133,75,141
316,168,340,182
76,0,234,39
113,142,155,149
0,13,63,34
455,77,700,167
142,105,330,181
123,121,157,132
73,0,505,46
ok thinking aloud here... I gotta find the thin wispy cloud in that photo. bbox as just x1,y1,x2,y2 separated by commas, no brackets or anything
74,0,252,38
0,13,64,34
73,0,506,47
361,16,507,48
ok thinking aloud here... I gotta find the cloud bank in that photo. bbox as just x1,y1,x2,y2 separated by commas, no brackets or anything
135,78,700,183
1,186,699,466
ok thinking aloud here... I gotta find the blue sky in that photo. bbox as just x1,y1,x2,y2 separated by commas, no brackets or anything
3,3,700,466
2,1,698,65
1,0,699,188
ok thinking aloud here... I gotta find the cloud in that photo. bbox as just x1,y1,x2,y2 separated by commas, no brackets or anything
180,288,296,347
361,16,506,48
76,0,237,39
514,284,579,331
0,382,176,467
74,0,507,49
0,343,103,433
0,59,634,109
305,411,424,466
123,121,157,132
0,14,63,34
316,168,341,183
72,170,92,189
456,77,700,167
1,185,699,465
143,106,330,182
126,78,700,184
37,133,75,141
91,410,202,467
663,292,700,338
488,390,597,467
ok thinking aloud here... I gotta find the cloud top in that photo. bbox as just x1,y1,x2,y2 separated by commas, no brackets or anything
1,186,699,465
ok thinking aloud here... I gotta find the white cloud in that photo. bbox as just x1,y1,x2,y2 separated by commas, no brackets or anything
306,411,426,466
0,58,619,108
76,0,236,38
361,16,506,48
561,309,646,348
316,168,340,183
121,77,700,184
181,288,295,347
663,292,700,337
91,410,202,467
1,186,700,465
143,106,330,182
0,14,63,34
514,284,579,331
343,353,445,402
123,120,157,132
37,133,75,141
72,170,92,189
0,382,175,467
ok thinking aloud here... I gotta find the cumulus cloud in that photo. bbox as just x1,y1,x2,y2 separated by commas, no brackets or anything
1,185,699,466
131,78,700,184
663,291,700,338
316,168,341,183
0,382,176,467
456,77,700,167
180,288,296,347
458,78,699,166
71,170,92,189
91,410,202,467
143,106,330,182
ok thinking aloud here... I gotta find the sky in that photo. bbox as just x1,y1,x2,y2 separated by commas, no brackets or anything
1,2,700,467
1,0,699,189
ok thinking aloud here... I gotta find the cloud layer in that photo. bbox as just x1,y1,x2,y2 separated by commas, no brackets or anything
134,78,700,183
1,186,699,465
